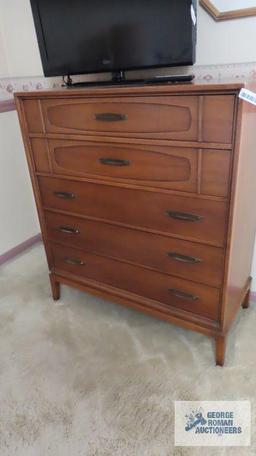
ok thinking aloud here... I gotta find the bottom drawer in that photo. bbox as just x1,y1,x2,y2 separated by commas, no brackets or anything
50,243,220,321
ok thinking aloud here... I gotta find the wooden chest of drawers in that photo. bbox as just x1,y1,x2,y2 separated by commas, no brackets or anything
15,82,256,365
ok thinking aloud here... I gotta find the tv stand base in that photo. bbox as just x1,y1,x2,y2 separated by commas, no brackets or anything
62,73,195,88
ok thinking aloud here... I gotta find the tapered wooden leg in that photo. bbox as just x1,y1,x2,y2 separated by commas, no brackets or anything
242,290,250,309
215,335,226,367
49,273,60,301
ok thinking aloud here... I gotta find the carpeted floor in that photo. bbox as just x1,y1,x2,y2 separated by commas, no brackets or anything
0,243,255,455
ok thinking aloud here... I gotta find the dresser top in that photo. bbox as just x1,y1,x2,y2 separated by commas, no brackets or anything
14,79,253,99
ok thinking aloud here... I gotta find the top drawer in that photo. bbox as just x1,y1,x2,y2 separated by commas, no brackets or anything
33,95,235,143
41,96,198,141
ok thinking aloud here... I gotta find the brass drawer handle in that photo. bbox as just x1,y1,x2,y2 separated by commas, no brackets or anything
54,191,76,200
64,258,85,266
166,211,204,222
167,252,202,264
95,113,127,122
169,288,199,301
58,226,80,235
99,157,130,167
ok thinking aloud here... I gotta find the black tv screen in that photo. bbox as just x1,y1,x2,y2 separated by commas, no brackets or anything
30,0,197,77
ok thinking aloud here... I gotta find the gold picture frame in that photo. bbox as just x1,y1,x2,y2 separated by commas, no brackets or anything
200,0,256,21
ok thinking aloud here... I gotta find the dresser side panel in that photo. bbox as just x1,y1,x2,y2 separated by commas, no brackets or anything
222,95,256,331
15,95,53,269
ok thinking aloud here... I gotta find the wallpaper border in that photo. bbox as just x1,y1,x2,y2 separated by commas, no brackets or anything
0,62,256,111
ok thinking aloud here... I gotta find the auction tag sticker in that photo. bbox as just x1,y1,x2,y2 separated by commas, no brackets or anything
175,401,251,447
239,88,256,106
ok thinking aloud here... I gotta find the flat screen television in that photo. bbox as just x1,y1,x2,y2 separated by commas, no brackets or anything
30,0,197,80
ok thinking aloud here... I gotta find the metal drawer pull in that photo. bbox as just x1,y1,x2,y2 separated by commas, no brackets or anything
166,210,204,222
54,191,76,200
58,226,80,235
167,252,202,264
169,288,199,301
64,258,85,266
95,113,127,122
100,157,130,167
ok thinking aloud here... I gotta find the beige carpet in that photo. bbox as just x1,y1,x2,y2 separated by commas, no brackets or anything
0,243,255,456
